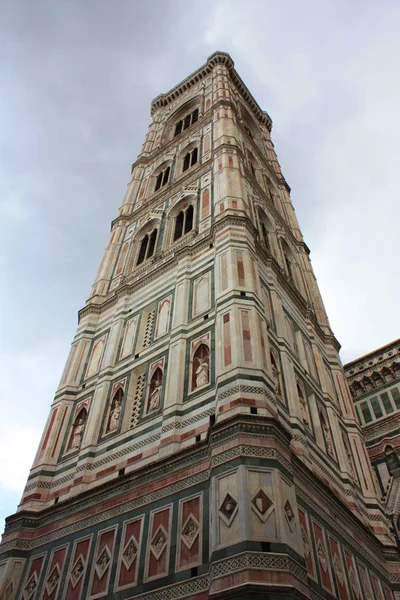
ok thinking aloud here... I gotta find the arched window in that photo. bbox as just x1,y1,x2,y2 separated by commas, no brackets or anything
174,108,199,137
385,445,398,475
192,343,210,391
183,148,198,172
261,223,270,252
137,228,158,265
281,240,296,283
173,205,194,241
155,166,170,192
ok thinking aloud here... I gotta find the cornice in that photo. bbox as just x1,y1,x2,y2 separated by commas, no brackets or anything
151,51,272,131
344,338,400,373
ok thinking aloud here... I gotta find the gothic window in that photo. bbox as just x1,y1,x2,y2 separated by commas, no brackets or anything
106,387,123,433
173,204,194,241
257,209,273,256
174,108,199,137
137,228,158,265
192,343,210,391
281,239,296,283
261,223,270,252
68,408,87,451
385,445,398,475
155,166,170,191
183,147,198,172
147,367,163,413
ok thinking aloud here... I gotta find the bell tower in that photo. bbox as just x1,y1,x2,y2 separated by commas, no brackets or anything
1,51,399,600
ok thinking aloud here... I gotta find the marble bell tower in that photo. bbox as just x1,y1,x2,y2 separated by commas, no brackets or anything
1,52,399,600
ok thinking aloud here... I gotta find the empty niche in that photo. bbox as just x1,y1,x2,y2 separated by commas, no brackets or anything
193,272,211,317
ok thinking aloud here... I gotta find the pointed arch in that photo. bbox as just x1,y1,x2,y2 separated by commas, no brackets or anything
147,367,163,413
68,407,88,451
106,387,123,433
192,343,210,391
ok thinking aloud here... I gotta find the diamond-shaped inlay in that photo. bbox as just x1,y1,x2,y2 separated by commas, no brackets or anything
284,500,295,531
349,567,361,598
95,546,111,580
70,555,85,588
181,514,199,550
316,539,328,573
250,488,274,522
46,565,61,596
150,526,168,560
300,524,310,558
333,554,344,586
23,574,37,600
122,536,138,570
219,493,238,525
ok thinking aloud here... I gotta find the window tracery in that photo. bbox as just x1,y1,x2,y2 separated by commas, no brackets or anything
174,204,194,241
154,166,170,192
137,228,158,265
174,108,199,137
183,147,198,172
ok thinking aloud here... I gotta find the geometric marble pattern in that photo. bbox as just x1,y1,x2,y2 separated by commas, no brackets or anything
70,554,85,588
45,564,61,596
150,526,168,560
95,545,111,580
181,513,200,550
122,536,139,571
250,488,274,522
219,493,238,526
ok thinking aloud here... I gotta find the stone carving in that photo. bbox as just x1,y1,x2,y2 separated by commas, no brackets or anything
46,566,60,595
316,539,328,573
148,367,163,413
192,343,210,390
151,527,168,560
24,576,37,600
95,546,111,580
284,500,296,531
300,524,310,558
71,412,86,450
349,566,361,598
333,554,345,587
107,389,123,433
321,413,334,457
181,514,199,550
122,537,138,570
219,493,238,525
70,555,85,588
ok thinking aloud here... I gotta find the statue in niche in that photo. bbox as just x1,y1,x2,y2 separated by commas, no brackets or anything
192,344,210,390
107,389,123,433
343,436,355,477
71,410,87,450
297,384,309,428
270,352,281,395
148,368,163,412
321,413,334,457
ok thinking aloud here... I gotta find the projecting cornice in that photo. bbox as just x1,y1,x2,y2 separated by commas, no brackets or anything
151,51,273,132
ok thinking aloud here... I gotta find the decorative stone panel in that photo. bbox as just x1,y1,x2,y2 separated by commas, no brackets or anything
115,515,144,592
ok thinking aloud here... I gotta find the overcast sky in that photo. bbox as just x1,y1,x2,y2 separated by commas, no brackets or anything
1,0,399,535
